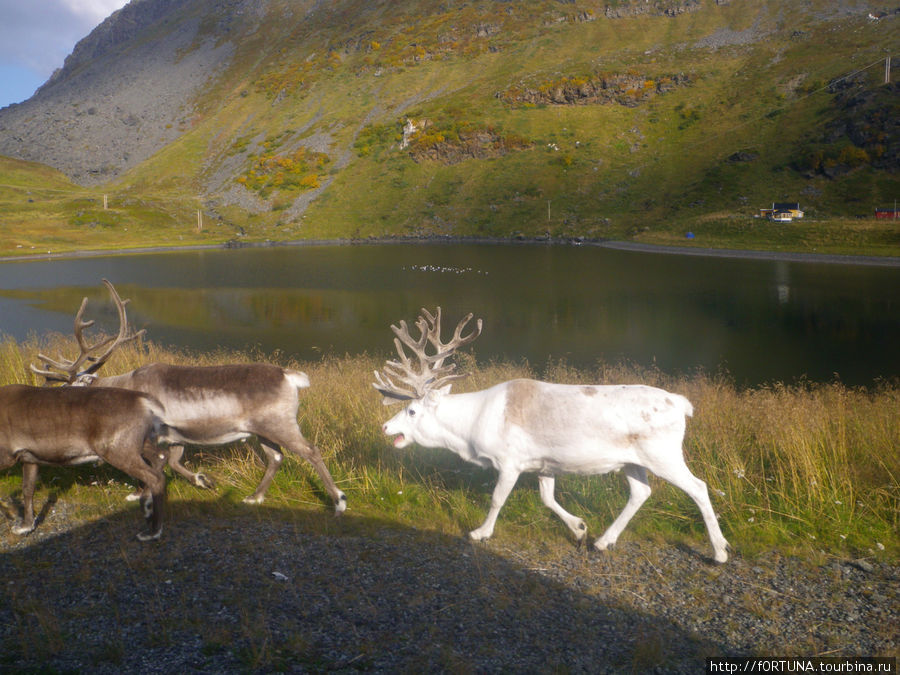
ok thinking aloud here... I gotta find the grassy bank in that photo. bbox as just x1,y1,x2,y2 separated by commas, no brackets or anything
631,215,900,258
1,336,897,561
0,157,231,258
3,159,900,260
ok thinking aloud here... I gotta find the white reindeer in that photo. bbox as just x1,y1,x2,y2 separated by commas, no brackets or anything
373,308,729,563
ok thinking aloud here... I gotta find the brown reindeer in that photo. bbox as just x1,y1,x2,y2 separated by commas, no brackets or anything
0,384,169,540
31,280,347,514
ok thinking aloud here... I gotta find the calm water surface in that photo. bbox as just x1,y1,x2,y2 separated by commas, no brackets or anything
0,243,897,387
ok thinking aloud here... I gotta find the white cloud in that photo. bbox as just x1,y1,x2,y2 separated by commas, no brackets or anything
59,0,131,23
0,0,129,106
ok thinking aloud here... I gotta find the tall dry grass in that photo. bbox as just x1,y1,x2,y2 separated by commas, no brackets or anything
684,376,898,553
1,335,897,559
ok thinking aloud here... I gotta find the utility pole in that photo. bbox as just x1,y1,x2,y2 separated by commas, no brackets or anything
197,209,203,232
886,56,891,84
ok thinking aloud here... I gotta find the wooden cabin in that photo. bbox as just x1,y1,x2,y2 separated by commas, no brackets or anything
759,202,804,222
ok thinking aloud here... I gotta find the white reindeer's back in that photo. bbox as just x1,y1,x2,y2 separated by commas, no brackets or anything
494,379,692,474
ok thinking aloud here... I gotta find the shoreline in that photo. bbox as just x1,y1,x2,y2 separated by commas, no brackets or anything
1,235,899,267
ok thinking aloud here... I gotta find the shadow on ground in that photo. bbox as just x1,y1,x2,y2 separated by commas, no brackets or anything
0,500,722,673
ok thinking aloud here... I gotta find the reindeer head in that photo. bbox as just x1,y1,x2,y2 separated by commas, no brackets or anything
30,279,144,386
373,307,482,447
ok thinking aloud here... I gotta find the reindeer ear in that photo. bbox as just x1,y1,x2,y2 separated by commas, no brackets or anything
374,382,413,406
434,384,453,397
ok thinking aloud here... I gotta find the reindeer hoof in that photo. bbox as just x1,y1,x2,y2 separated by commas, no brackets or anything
194,474,214,490
136,527,162,542
11,523,35,536
125,491,142,502
574,521,588,543
242,495,265,505
334,494,348,515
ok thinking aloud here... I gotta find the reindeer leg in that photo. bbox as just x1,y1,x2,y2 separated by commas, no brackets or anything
595,464,651,552
0,455,21,528
126,446,159,501
106,439,166,541
296,441,347,515
139,446,166,542
652,459,730,563
11,463,39,535
538,475,587,542
126,444,216,499
258,432,347,514
242,439,283,505
469,467,520,541
165,444,214,490
127,443,174,501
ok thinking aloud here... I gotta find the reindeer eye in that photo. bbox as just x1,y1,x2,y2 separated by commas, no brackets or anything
408,408,416,417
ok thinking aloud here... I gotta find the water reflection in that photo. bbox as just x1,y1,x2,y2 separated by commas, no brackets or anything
0,244,897,386
774,262,791,305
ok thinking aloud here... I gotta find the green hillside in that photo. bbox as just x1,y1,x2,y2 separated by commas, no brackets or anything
1,0,898,257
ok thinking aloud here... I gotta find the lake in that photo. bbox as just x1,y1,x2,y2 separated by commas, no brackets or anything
0,242,897,387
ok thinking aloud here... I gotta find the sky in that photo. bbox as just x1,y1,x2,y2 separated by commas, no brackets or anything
0,0,130,109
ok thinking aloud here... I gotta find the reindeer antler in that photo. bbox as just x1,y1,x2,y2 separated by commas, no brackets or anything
373,307,482,404
30,279,145,385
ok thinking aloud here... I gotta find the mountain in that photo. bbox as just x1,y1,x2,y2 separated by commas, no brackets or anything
0,0,896,246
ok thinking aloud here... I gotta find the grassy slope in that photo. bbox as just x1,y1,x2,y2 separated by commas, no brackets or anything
0,156,222,256
0,0,897,257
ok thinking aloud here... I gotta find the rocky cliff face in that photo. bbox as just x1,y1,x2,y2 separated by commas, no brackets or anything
0,0,729,189
0,0,235,185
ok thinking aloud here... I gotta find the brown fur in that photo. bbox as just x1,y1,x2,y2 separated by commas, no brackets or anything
0,385,167,539
94,363,346,510
127,364,288,398
503,379,543,430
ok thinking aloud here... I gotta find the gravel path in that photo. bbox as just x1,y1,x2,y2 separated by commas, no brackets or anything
1,505,896,673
